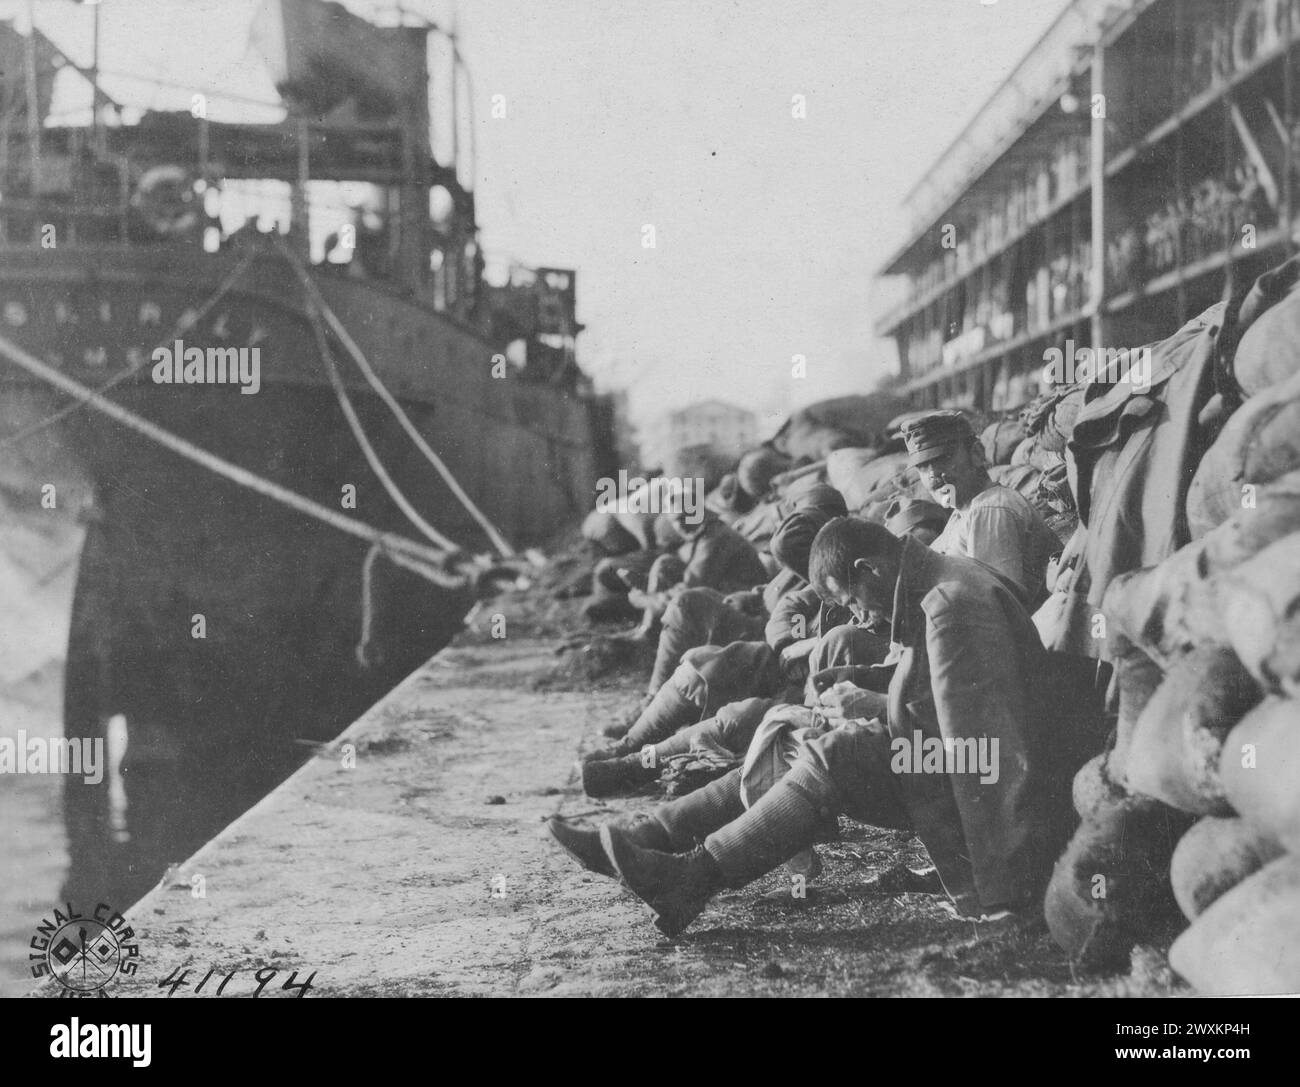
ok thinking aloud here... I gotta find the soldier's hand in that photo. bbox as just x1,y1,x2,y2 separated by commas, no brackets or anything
812,664,893,693
817,681,887,723
779,638,816,667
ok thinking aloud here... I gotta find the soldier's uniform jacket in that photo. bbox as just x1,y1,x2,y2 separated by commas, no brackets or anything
1068,302,1224,611
676,518,770,594
764,586,853,653
883,536,1073,912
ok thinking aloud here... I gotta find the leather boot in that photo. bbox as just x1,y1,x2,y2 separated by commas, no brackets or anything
813,814,841,843
579,741,633,764
546,813,669,879
581,594,641,624
600,829,725,937
582,752,659,798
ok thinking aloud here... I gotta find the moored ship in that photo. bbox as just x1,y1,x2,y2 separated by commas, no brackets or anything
0,0,612,904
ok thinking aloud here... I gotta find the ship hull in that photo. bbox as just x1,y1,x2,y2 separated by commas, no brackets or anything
0,245,607,904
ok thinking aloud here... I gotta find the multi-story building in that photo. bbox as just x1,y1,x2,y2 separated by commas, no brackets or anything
877,0,1299,411
645,399,758,476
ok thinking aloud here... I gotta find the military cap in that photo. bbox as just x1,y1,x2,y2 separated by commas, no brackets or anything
737,447,790,498
901,410,976,467
782,482,848,519
883,496,950,537
769,507,836,582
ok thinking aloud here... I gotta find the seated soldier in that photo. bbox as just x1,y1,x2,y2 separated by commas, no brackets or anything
584,500,768,626
579,509,855,797
581,512,680,624
736,447,792,503
549,517,1075,936
641,507,770,605
900,411,1059,609
606,486,850,719
581,508,954,799
641,504,838,693
728,482,849,564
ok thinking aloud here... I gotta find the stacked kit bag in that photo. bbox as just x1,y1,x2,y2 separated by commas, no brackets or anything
1013,383,1084,544
1047,257,1300,992
978,389,1083,544
1166,261,1300,996
1044,300,1227,969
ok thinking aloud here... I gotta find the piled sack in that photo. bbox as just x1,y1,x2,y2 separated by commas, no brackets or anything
825,448,920,520
1185,369,1300,536
1045,755,1192,967
1042,292,1241,968
980,387,1083,545
979,413,1027,466
1164,264,1300,994
767,393,911,464
1046,256,1300,991
1014,384,1084,543
1164,535,1300,995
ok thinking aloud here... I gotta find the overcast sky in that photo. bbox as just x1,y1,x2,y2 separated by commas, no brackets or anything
7,0,1072,437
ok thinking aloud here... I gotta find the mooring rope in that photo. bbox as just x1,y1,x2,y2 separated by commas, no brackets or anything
302,294,462,554
356,541,383,668
0,329,470,590
274,239,517,558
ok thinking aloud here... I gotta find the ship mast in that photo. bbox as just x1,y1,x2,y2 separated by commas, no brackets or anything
448,0,459,176
87,0,102,147
22,0,40,188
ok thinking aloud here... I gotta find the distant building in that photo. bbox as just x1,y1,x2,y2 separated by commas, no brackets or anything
645,399,758,478
605,388,641,473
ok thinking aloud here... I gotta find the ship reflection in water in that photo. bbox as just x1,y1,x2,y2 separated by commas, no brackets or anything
0,497,467,997
66,700,315,911
59,557,469,915
2,651,450,998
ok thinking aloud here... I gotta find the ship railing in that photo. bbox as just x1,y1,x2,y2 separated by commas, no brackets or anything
898,0,1150,249
0,195,133,248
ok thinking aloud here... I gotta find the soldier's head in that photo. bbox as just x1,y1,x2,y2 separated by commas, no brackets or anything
884,496,951,547
901,411,989,509
737,447,791,499
769,507,836,582
808,517,902,622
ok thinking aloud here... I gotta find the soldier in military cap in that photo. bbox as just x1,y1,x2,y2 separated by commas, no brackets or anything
548,517,1072,936
901,410,1058,608
883,496,950,546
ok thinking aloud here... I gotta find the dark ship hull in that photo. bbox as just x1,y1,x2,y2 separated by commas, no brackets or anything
0,244,607,903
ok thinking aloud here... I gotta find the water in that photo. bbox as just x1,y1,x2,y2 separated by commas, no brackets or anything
0,684,69,997
0,657,319,997
0,458,81,997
